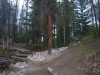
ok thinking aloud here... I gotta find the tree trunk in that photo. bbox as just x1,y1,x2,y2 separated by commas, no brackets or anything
7,0,11,50
1,0,6,51
54,24,56,48
25,0,28,31
7,24,10,49
48,12,52,54
2,35,5,50
7,21,10,50
91,0,98,29
64,25,65,46
89,0,96,36
12,0,18,45
91,5,96,36
7,37,9,50
98,0,100,28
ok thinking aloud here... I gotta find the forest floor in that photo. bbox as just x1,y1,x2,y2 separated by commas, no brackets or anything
1,37,100,75
21,37,100,75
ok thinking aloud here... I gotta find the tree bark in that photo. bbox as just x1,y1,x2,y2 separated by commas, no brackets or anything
7,0,11,50
48,12,52,54
2,34,5,50
1,0,6,51
64,25,65,46
54,24,56,48
12,0,18,45
91,0,98,29
25,0,28,31
91,5,96,36
98,0,100,28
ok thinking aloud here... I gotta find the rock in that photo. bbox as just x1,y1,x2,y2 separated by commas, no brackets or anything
0,72,3,75
8,65,22,72
93,67,97,73
98,64,100,69
15,54,28,58
0,58,13,73
8,61,29,72
47,67,57,75
93,63,97,67
0,58,13,67
11,56,26,62
71,37,79,42
10,47,32,54
25,57,42,66
97,69,100,72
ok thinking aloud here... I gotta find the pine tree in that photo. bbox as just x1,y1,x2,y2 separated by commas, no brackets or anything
73,0,91,36
56,1,64,47
63,0,71,46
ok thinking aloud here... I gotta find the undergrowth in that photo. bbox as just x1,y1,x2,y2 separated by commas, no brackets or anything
0,48,10,57
0,39,2,45
84,49,95,58
23,43,48,51
75,35,93,49
73,35,97,62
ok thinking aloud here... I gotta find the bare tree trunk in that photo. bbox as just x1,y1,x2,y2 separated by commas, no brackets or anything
91,0,98,29
48,12,52,54
64,25,65,46
7,21,10,50
12,0,18,45
7,20,11,49
7,0,11,50
38,32,41,44
91,5,96,36
98,0,100,28
1,0,6,51
7,27,9,50
26,0,28,31
1,21,5,51
54,24,56,48
89,0,96,36
2,35,5,50
63,0,68,46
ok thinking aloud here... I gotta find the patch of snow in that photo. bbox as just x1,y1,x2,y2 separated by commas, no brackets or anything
1,70,25,75
28,51,49,61
27,47,68,61
0,47,68,75
10,61,29,69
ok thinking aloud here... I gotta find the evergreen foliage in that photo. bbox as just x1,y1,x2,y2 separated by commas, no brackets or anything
0,0,100,53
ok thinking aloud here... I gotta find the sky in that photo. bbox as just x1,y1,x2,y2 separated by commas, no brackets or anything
19,0,24,9
18,0,62,9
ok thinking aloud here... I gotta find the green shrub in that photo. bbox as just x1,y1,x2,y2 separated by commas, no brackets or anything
76,35,93,47
95,29,100,37
89,29,100,38
81,36,93,44
0,40,2,45
84,49,95,58
23,43,48,51
0,48,10,56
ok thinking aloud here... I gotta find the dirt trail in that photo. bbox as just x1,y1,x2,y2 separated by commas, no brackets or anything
22,38,100,75
22,49,86,75
3,38,99,75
